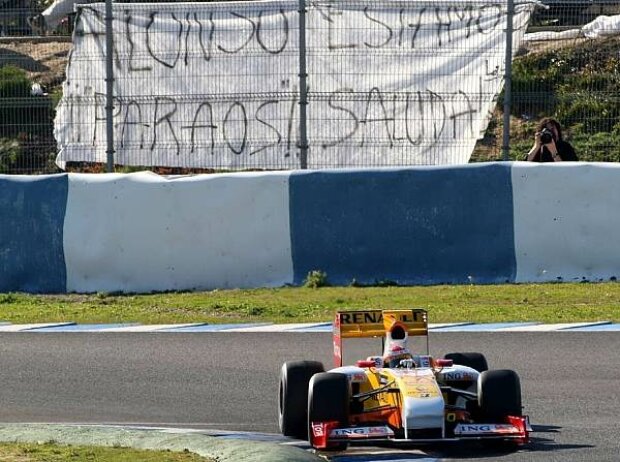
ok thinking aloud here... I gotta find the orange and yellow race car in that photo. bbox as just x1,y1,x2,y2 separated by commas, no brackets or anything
278,309,530,450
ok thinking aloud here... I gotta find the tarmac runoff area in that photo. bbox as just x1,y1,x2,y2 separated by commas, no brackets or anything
0,424,322,462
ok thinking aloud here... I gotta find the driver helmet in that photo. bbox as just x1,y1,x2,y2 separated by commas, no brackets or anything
383,344,413,368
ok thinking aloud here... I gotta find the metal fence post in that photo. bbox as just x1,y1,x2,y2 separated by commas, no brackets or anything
298,0,309,169
105,0,115,172
502,0,515,161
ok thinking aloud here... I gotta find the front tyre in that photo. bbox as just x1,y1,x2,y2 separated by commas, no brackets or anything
278,360,324,439
308,372,350,450
478,369,522,422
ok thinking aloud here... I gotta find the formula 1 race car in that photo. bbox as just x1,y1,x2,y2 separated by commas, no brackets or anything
278,309,530,450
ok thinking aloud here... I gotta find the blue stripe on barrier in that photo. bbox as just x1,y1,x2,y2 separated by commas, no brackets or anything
31,323,137,332
289,323,333,332
289,165,516,286
157,323,271,332
0,174,68,293
430,322,539,332
565,324,620,332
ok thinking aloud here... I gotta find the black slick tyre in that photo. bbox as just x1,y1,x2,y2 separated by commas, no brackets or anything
444,352,489,372
278,360,324,439
478,369,522,422
308,372,350,450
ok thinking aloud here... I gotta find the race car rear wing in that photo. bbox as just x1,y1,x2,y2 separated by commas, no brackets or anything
333,309,428,367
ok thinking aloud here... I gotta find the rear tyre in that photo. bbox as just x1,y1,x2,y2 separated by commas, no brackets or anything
308,372,350,450
444,352,489,372
478,369,522,422
278,360,324,439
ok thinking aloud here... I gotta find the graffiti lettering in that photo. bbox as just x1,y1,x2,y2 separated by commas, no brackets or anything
70,85,481,159
312,3,505,50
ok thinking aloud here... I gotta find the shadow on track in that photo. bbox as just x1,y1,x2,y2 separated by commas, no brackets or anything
422,424,593,459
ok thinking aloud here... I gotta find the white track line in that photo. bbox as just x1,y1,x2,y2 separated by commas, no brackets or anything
0,322,75,332
429,322,474,329
226,323,328,332
496,321,611,332
93,323,206,332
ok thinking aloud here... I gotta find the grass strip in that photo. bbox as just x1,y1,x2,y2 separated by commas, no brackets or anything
0,441,213,462
1,282,620,324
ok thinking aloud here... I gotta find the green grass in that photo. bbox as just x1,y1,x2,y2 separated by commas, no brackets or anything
1,282,620,324
0,441,213,461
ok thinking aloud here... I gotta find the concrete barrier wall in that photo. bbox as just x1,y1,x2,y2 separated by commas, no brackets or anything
0,174,68,293
1,164,619,293
513,163,620,283
64,172,294,293
289,164,516,286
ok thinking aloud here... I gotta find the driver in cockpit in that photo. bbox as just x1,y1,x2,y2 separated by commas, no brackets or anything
382,323,415,368
383,344,414,368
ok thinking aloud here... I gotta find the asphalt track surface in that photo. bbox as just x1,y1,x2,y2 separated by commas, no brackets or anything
0,332,619,461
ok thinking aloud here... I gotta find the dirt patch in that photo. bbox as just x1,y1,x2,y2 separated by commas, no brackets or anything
0,38,71,90
518,36,591,56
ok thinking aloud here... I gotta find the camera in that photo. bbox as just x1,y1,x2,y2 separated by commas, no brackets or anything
540,128,555,144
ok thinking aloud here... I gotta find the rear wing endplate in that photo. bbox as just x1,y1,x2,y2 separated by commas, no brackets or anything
333,309,428,367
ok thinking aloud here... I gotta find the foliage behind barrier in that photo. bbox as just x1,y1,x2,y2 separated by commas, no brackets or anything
0,65,55,173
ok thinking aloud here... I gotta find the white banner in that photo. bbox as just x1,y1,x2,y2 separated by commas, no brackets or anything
54,1,537,169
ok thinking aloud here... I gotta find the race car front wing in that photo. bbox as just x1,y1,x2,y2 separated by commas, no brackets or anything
310,415,531,449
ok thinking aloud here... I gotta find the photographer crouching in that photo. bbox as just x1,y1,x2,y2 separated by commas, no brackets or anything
526,117,579,162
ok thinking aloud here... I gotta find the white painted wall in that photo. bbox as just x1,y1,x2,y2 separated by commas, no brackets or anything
64,171,293,293
513,163,620,283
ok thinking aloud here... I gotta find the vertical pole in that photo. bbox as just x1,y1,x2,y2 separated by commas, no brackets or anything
105,0,115,172
297,0,309,169
502,0,514,161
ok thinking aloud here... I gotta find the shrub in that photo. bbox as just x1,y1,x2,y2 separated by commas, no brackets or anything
556,94,620,134
0,138,22,173
303,270,329,288
0,65,56,173
0,65,52,137
0,65,31,98
511,52,567,117
569,131,620,162
481,36,620,163
510,37,620,136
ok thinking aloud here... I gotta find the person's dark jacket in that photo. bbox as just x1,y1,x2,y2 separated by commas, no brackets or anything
527,140,578,162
